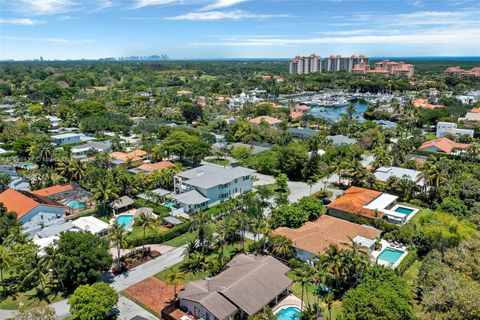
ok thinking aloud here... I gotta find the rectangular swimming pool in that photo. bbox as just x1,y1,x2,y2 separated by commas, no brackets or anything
378,248,404,265
394,206,414,215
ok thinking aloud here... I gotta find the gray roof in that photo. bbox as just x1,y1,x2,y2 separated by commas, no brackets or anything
287,127,318,138
178,254,292,318
36,221,75,238
163,216,183,226
178,164,255,190
172,190,209,205
327,134,357,146
109,196,134,209
374,166,422,183
230,142,270,155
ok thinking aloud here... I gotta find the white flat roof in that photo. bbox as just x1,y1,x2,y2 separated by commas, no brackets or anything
71,216,110,234
364,193,398,211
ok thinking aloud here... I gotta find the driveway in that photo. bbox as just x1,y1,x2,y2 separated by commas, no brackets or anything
0,246,185,320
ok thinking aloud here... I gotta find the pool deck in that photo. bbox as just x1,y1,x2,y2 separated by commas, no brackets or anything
370,239,408,269
382,204,419,225
273,294,304,313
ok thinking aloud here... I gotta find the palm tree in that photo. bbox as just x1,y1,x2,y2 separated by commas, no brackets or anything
0,245,13,281
22,256,48,289
136,212,155,255
324,293,335,320
190,209,210,253
165,269,185,300
108,222,128,270
92,178,119,215
293,265,314,310
0,173,11,193
181,252,205,274
322,245,345,292
467,143,480,162
270,235,294,260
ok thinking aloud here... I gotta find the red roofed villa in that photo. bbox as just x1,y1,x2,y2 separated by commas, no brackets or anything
412,98,445,109
249,116,282,126
327,186,418,224
418,137,471,154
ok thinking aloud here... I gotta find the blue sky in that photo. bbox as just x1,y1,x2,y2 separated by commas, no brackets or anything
0,0,479,60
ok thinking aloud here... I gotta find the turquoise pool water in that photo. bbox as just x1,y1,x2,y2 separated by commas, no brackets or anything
394,206,414,215
276,307,300,320
22,163,34,169
161,202,176,208
64,200,86,210
116,215,134,229
378,248,404,265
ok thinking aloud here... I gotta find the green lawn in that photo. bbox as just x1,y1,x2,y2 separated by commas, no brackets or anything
163,231,196,247
126,225,168,242
205,206,220,217
0,288,66,310
287,272,342,319
204,158,230,166
423,132,436,141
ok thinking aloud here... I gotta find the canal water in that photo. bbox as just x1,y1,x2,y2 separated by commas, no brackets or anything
307,99,368,122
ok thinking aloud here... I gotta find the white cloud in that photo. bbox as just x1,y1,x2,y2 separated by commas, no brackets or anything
1,35,94,45
189,27,480,47
132,0,180,9
200,0,247,11
166,10,288,20
16,0,75,15
0,18,45,25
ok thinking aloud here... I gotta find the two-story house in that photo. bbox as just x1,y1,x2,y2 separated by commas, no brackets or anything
173,164,256,213
0,188,66,236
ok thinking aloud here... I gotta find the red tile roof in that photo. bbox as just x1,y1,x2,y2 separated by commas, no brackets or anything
249,116,282,125
290,111,303,120
31,184,73,197
0,189,61,219
327,186,384,219
275,215,381,255
137,161,174,173
419,137,471,154
412,99,444,109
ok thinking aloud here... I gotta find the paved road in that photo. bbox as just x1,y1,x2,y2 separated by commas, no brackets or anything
0,246,185,320
254,173,343,203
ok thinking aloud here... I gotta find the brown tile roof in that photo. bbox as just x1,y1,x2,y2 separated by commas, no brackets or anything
327,186,383,219
0,189,62,219
30,184,73,197
249,116,282,125
123,277,182,314
412,98,444,109
137,161,174,173
419,137,471,154
110,150,146,163
275,215,381,255
290,111,303,120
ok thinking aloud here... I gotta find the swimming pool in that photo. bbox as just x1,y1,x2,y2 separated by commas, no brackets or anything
161,202,176,208
378,248,404,265
64,200,86,210
394,206,414,215
275,307,301,320
22,163,34,169
116,215,134,229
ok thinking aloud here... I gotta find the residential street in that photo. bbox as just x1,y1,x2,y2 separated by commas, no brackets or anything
0,246,185,320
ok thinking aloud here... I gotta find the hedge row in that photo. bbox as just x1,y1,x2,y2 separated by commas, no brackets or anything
126,221,191,247
395,249,417,276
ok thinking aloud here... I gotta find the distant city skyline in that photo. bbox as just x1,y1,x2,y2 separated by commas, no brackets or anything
1,0,479,60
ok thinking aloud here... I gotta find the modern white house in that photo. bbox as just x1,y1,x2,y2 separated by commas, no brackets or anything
71,141,112,159
51,132,94,145
436,122,474,138
173,164,256,213
374,166,424,186
0,188,66,236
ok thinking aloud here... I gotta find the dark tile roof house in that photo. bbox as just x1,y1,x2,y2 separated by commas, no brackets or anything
177,254,292,320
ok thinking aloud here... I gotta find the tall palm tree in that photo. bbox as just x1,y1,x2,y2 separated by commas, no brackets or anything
165,269,185,300
324,293,335,320
108,222,128,270
92,178,119,215
190,209,210,253
136,212,155,254
467,143,480,162
293,265,314,310
322,245,345,292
